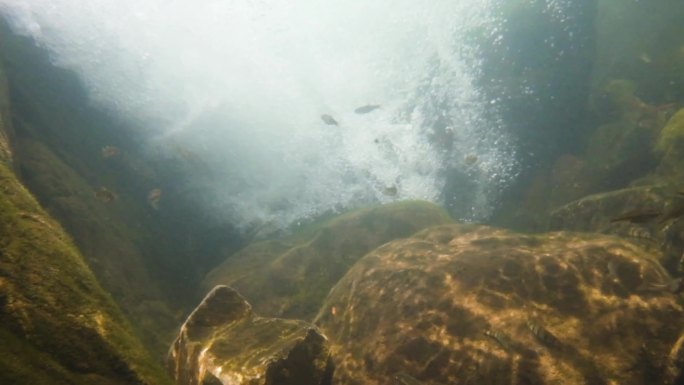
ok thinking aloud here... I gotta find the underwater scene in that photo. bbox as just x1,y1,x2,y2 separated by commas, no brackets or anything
1,0,684,384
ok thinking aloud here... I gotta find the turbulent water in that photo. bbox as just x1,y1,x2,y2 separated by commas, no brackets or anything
1,0,519,228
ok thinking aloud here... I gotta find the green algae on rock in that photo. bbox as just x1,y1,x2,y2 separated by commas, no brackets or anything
315,224,684,385
0,50,11,165
655,108,684,181
550,184,684,274
0,19,182,356
0,161,172,385
203,201,453,320
656,109,684,153
168,285,333,385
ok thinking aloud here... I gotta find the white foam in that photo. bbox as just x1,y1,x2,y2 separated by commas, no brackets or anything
0,0,518,227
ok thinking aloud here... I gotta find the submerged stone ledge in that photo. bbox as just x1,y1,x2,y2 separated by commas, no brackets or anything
168,285,333,385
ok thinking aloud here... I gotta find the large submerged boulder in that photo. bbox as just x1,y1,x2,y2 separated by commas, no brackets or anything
168,285,332,385
203,201,453,320
315,224,684,385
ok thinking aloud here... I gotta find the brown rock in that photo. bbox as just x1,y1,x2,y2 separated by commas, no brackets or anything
168,286,333,385
315,224,684,385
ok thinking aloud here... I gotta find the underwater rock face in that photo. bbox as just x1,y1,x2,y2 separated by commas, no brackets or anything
0,54,11,164
168,285,333,385
0,19,183,355
315,224,684,385
0,160,171,384
655,108,684,180
550,184,684,273
203,201,453,320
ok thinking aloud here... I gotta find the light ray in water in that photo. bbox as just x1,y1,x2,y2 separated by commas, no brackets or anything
0,0,518,228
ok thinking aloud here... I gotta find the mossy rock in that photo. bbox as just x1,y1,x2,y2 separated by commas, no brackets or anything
0,20,182,357
584,119,659,187
0,162,171,385
549,184,684,274
655,108,684,153
9,134,178,356
0,52,11,164
655,109,684,180
593,79,640,122
203,201,453,320
316,224,684,385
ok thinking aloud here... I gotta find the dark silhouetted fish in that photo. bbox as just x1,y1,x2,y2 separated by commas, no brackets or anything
320,114,338,126
94,187,117,203
354,104,381,114
610,210,661,224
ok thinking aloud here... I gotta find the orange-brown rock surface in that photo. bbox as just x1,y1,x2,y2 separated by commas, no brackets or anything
168,286,333,385
315,224,684,385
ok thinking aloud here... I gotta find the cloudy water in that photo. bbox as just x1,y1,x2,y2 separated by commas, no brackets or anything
0,0,518,228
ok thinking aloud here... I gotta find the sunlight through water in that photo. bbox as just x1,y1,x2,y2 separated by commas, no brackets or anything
0,0,518,228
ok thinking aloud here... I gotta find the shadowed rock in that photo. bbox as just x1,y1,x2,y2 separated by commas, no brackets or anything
550,184,684,273
0,152,171,385
168,286,333,385
203,201,453,320
315,224,684,385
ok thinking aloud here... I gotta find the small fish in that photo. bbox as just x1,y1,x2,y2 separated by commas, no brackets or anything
609,210,661,224
101,145,120,159
394,372,422,385
653,102,676,111
94,187,117,203
464,154,478,166
646,277,684,294
320,114,339,126
526,320,561,348
147,188,162,210
626,226,653,241
354,104,381,114
330,306,337,316
639,53,652,64
484,329,513,352
382,186,398,196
